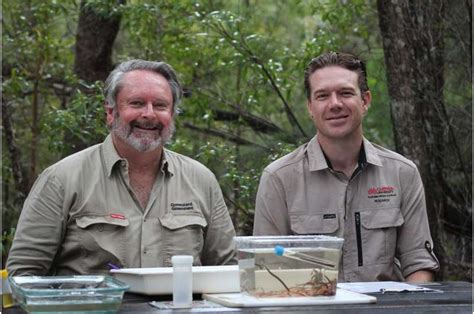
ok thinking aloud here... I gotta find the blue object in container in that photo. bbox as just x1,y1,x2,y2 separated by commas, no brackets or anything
273,245,336,268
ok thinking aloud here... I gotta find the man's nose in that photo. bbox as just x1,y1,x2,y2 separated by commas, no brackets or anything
329,93,342,108
141,102,155,116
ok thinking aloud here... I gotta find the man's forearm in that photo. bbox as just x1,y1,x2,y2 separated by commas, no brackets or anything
405,269,434,282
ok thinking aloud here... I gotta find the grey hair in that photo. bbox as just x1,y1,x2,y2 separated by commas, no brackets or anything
104,59,183,114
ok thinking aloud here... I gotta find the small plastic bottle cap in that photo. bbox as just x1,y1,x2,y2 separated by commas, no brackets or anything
171,255,193,266
274,245,285,256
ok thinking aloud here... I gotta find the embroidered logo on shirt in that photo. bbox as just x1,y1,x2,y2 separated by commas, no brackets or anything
367,186,397,203
171,202,193,211
323,214,336,219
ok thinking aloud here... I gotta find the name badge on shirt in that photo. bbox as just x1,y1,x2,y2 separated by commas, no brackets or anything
367,185,398,203
323,214,336,219
171,202,194,211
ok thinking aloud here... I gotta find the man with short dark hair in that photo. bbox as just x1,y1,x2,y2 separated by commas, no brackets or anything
253,52,439,282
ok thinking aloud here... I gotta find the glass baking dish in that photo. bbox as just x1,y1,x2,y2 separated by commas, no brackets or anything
9,275,129,313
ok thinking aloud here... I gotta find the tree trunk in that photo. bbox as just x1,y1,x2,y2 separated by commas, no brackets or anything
2,96,28,199
377,0,449,279
68,0,124,153
74,0,124,84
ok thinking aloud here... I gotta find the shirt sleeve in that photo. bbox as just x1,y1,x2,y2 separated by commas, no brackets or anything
253,169,291,235
201,174,237,265
6,169,66,276
397,165,440,277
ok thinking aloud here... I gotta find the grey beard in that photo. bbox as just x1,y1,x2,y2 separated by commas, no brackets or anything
110,112,175,152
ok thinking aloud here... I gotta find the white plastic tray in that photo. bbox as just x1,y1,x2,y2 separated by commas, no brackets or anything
110,265,239,295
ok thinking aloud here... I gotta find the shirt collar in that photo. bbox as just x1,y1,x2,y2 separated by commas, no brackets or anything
306,136,329,171
306,135,383,172
161,149,174,177
102,134,173,177
103,135,124,177
321,142,367,170
362,137,383,167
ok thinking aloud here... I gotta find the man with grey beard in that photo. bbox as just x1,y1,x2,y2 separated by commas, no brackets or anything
7,60,236,276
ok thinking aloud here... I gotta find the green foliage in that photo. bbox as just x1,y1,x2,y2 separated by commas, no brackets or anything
42,82,108,156
2,1,79,238
2,228,16,266
363,50,394,148
2,0,470,281
3,0,392,238
169,136,298,234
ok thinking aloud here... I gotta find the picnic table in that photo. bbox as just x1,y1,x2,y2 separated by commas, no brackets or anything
118,281,471,313
3,281,472,313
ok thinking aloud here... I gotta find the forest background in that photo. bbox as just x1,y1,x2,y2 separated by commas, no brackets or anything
2,0,472,281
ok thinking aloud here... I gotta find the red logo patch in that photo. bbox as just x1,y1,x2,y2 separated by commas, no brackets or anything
110,213,125,220
368,186,395,195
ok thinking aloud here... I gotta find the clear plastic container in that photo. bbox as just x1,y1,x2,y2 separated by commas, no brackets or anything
234,235,344,297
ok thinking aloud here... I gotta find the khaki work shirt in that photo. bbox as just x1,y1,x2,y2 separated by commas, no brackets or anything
253,136,439,282
7,135,236,276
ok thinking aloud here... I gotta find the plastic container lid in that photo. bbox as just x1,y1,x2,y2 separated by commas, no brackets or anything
171,255,193,266
234,235,344,249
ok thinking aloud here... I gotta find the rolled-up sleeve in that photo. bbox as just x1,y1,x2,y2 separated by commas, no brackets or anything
397,165,440,277
7,169,66,276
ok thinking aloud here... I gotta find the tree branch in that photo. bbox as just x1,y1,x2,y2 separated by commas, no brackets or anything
198,87,283,134
207,18,307,138
182,122,269,150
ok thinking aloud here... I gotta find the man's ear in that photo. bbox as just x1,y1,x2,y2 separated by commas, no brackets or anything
105,102,114,126
362,91,372,115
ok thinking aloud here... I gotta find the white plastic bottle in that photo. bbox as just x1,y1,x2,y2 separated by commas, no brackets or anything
171,255,193,308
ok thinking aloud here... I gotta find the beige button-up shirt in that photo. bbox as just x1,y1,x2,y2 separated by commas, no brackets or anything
7,135,236,276
253,136,439,282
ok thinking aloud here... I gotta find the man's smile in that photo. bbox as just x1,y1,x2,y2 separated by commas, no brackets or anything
326,115,349,121
131,121,164,132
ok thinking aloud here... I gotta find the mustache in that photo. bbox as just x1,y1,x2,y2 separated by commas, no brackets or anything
130,120,165,131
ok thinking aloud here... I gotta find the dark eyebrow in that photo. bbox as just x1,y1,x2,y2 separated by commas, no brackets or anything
312,89,328,96
340,87,357,91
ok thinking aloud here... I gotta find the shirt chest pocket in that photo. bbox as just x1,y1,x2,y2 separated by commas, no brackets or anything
75,216,129,246
74,215,130,268
290,213,340,235
359,207,404,266
159,212,208,266
76,215,130,230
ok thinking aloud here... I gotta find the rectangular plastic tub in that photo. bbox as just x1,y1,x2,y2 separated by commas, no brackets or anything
9,275,129,313
234,235,344,297
111,265,239,295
